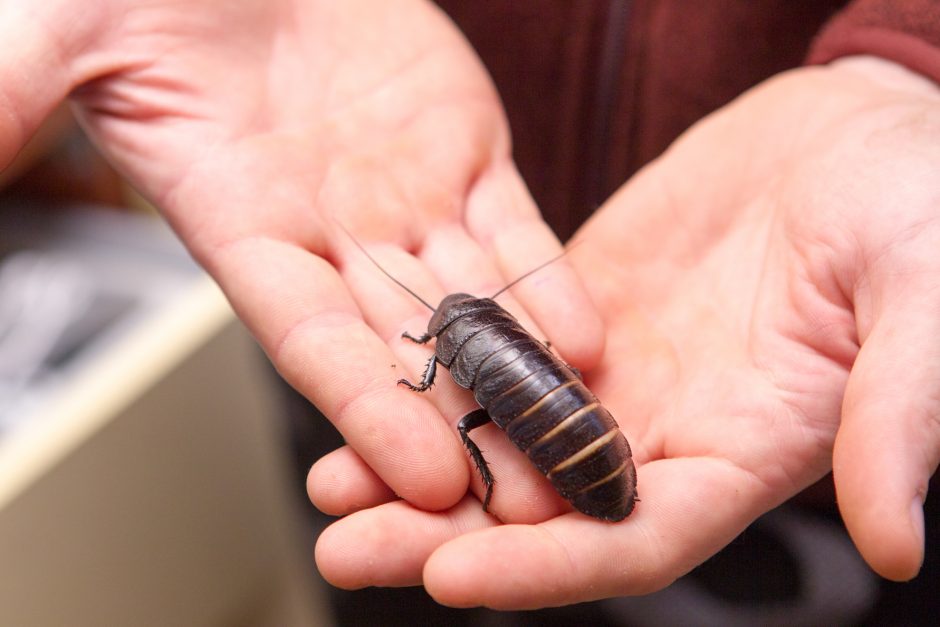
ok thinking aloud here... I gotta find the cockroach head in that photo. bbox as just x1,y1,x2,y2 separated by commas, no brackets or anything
427,292,477,335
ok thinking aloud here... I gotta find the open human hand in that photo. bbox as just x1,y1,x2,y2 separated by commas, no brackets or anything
1,1,601,511
310,56,940,608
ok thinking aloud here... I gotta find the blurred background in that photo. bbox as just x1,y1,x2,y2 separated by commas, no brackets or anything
0,105,331,625
1,77,938,627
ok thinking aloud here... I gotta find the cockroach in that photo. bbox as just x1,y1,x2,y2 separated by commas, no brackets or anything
345,233,638,521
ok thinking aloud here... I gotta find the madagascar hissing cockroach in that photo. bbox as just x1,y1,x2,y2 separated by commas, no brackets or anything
345,233,638,521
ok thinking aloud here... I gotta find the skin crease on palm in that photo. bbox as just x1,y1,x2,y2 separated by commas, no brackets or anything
3,0,939,612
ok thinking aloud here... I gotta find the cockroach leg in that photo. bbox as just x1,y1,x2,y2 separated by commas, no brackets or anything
458,408,495,512
397,355,437,392
402,331,433,344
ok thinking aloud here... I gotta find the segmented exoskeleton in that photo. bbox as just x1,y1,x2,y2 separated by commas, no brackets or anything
346,232,638,521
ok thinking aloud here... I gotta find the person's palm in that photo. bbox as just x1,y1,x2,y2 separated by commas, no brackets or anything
14,0,602,510
571,53,940,588
313,57,940,609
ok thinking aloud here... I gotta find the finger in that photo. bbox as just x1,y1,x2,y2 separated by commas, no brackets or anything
315,495,496,589
307,445,397,516
310,429,567,524
337,221,547,347
206,236,468,511
405,221,557,360
333,239,491,505
424,457,772,609
416,222,553,336
835,296,940,580
463,163,605,370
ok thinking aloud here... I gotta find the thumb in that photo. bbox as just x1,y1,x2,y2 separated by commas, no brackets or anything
835,286,940,581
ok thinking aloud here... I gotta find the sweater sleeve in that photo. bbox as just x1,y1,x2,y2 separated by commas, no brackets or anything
807,0,940,84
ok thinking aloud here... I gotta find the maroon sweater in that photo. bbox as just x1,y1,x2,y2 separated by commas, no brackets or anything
434,0,940,239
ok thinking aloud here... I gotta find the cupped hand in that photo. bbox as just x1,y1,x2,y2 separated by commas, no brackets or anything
1,1,601,512
312,56,940,608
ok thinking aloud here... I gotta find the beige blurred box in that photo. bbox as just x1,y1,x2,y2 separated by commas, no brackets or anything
0,207,330,626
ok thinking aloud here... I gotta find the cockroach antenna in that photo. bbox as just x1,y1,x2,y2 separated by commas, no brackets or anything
490,240,582,300
337,223,437,312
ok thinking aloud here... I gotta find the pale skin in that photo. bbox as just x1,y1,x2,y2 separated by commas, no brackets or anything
4,0,939,611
